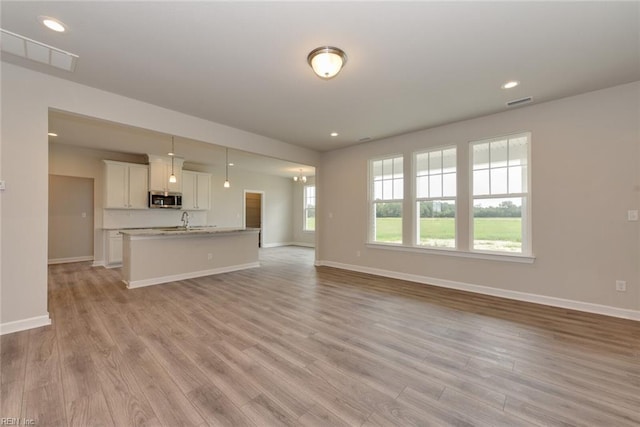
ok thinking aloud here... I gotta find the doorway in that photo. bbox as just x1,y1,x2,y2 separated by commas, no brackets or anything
244,191,264,247
48,175,95,264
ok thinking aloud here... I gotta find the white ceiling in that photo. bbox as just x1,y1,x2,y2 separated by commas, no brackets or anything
2,1,639,152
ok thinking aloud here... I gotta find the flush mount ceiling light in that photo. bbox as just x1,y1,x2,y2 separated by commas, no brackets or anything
293,169,307,184
48,132,57,137
330,132,339,137
38,16,67,33
307,46,347,79
501,80,520,89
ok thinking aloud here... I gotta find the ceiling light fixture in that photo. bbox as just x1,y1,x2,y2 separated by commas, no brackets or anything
307,46,347,80
38,16,66,33
293,169,307,184
330,132,339,137
224,148,230,188
48,132,57,137
502,80,519,89
169,136,177,183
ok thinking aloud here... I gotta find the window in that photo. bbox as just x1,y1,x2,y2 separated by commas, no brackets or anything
471,133,530,254
415,147,456,248
303,185,315,231
371,156,403,243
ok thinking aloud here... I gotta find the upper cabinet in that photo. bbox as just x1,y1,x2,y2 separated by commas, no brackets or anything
182,171,211,210
104,160,149,209
148,154,183,193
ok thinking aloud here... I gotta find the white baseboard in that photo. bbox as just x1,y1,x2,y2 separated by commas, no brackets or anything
315,260,640,322
262,242,315,248
262,242,292,248
48,256,93,265
0,314,52,335
125,262,261,289
290,242,315,248
105,263,122,269
92,260,106,267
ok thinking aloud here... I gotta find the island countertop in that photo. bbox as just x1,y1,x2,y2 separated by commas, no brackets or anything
119,226,259,238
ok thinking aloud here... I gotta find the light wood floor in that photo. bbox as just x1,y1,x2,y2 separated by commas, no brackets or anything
2,247,639,426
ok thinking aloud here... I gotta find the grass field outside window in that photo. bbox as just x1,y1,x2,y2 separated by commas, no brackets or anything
374,217,522,251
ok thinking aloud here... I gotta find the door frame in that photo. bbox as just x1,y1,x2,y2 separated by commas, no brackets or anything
243,189,265,247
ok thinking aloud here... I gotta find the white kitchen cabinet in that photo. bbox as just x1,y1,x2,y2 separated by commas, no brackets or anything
104,161,149,209
182,170,211,210
106,230,123,266
148,154,183,193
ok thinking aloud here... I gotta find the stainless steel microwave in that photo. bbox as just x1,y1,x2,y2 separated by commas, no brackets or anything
149,191,182,209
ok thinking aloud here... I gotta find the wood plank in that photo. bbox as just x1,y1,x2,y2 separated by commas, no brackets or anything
21,383,67,427
1,249,634,427
187,386,256,427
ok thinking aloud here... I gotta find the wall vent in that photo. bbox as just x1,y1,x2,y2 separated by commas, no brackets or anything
0,28,78,72
506,96,533,107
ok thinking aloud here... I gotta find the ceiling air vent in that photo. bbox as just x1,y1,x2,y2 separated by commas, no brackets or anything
506,96,533,107
0,28,78,72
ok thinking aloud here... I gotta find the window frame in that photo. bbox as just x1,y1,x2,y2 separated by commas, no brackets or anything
369,154,404,245
303,185,316,232
413,145,458,249
469,132,532,256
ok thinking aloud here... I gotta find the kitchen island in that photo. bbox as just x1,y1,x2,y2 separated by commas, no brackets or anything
120,227,260,288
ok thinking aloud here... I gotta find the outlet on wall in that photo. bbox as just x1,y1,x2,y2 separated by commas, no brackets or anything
615,280,627,292
207,253,213,260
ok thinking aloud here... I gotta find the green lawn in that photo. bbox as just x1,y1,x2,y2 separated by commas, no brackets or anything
375,217,522,248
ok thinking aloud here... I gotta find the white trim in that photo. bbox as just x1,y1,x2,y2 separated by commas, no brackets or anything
92,260,106,267
125,262,260,289
366,243,535,263
290,242,315,248
105,262,122,269
262,242,294,248
314,260,640,321
48,255,94,265
0,314,52,335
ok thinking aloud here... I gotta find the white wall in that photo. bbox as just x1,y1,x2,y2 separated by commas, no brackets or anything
318,82,640,318
184,162,294,246
0,63,318,333
49,143,146,262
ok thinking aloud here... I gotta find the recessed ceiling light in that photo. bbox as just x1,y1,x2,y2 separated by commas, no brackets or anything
48,132,57,137
330,132,339,137
38,16,67,33
501,80,519,89
228,163,234,167
167,152,175,156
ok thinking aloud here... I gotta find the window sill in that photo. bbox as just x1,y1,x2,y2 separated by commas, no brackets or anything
302,230,315,234
365,243,535,264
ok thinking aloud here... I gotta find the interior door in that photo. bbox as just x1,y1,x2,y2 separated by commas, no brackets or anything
48,175,94,262
245,192,262,247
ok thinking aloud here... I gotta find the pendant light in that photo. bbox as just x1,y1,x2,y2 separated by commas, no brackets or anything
223,148,230,188
168,136,177,183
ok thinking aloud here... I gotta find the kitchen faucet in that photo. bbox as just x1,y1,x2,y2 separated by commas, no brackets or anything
181,211,190,229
